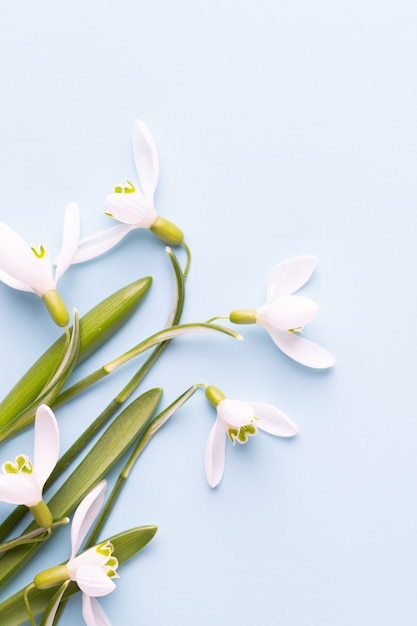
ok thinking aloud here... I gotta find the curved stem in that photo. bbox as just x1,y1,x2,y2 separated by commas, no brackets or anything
0,518,68,554
86,384,201,547
23,584,36,626
181,240,192,280
205,315,229,323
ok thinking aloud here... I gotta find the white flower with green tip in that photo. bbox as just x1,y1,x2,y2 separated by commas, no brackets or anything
204,386,298,488
72,119,183,264
0,202,80,326
0,404,59,527
229,255,335,368
34,480,118,626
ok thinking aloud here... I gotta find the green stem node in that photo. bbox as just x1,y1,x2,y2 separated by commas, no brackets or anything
229,309,257,324
205,386,226,407
150,216,183,246
42,290,70,327
33,565,69,590
29,501,53,529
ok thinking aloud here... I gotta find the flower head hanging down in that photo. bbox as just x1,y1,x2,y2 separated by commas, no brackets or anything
204,386,298,488
33,480,119,626
0,404,59,527
0,202,80,326
229,256,335,368
72,119,184,264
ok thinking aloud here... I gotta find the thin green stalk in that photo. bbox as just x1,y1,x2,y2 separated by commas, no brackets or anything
0,277,152,432
86,384,200,547
51,323,241,408
47,247,187,483
0,250,185,544
0,313,80,442
181,240,192,280
0,389,162,589
0,519,69,554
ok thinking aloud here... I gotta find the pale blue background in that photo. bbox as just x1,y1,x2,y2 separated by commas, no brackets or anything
0,1,416,624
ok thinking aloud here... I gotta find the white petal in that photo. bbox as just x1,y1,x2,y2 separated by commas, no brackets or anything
0,221,53,294
267,329,335,369
75,564,116,597
68,224,136,264
105,191,157,226
0,268,35,292
70,546,109,570
266,256,317,300
205,417,227,488
71,481,107,558
0,473,40,505
248,402,298,436
217,399,255,428
33,405,59,490
54,202,80,284
82,595,112,626
42,581,70,626
133,119,160,202
257,295,318,330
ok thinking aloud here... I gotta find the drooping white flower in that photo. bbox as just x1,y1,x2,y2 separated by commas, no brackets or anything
0,202,80,326
204,386,298,488
72,120,183,264
229,256,335,368
0,404,59,527
34,480,118,626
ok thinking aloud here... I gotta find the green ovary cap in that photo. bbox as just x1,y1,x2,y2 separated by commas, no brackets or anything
205,385,226,408
42,290,70,327
150,216,184,246
229,309,257,324
29,500,53,529
34,564,69,589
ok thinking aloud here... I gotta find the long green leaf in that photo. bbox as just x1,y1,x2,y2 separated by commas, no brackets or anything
0,525,158,625
0,276,152,431
0,312,81,442
0,388,162,588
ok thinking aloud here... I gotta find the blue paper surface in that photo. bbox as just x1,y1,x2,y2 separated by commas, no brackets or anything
0,1,416,624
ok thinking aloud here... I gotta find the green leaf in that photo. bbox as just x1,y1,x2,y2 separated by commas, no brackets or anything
0,525,158,625
0,388,162,588
0,312,81,441
0,277,152,432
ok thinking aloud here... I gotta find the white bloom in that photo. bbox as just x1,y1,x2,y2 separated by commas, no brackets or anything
72,120,183,263
0,405,59,526
230,256,335,368
35,481,118,626
0,202,80,326
204,386,298,488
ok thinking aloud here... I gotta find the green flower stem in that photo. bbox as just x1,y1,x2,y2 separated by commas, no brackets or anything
23,584,36,626
86,384,201,547
50,322,241,409
181,240,192,280
0,277,152,434
205,315,229,323
0,519,69,554
0,313,80,443
0,249,185,544
28,501,53,530
0,389,162,589
0,526,158,625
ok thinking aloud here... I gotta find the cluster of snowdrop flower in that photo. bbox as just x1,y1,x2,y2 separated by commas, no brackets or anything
0,118,334,624
31,480,119,626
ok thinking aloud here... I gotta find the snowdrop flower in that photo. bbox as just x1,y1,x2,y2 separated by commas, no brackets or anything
72,119,183,264
204,385,298,488
0,202,80,326
33,480,119,626
229,256,335,368
0,405,59,528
